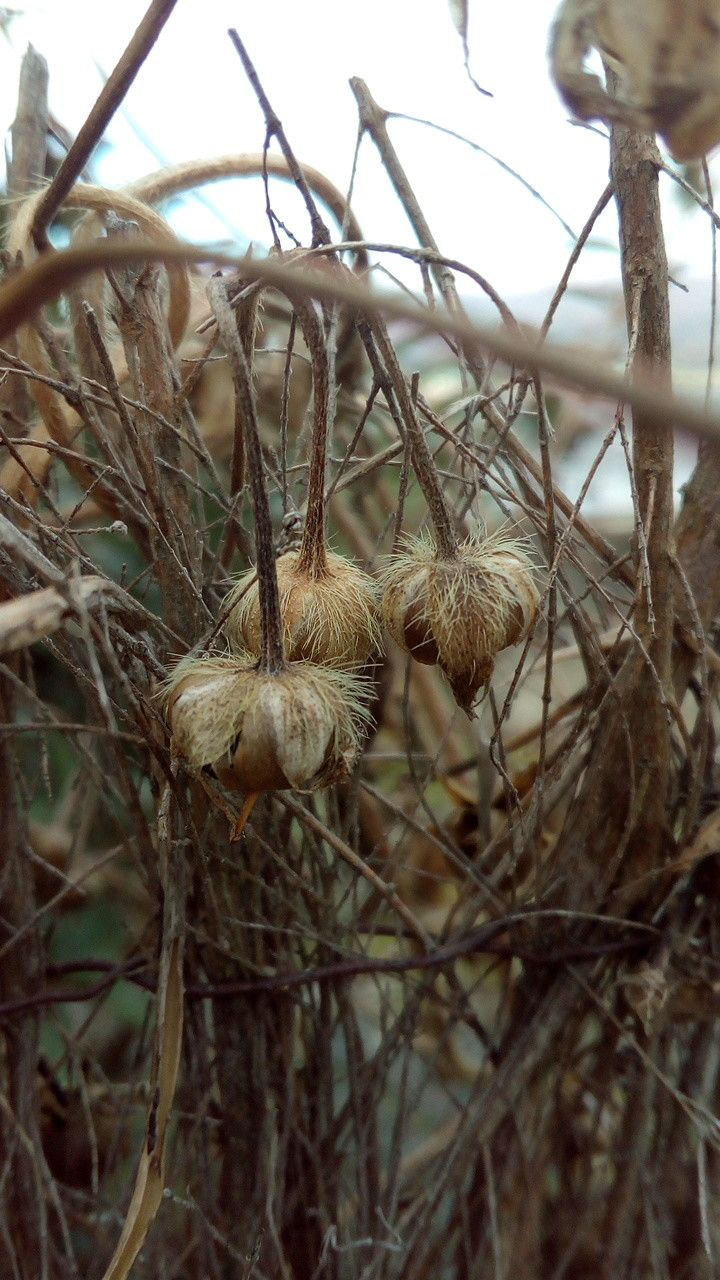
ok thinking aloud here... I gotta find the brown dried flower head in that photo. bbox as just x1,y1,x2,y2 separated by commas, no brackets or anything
550,0,720,161
162,655,372,792
380,532,539,711
223,549,382,667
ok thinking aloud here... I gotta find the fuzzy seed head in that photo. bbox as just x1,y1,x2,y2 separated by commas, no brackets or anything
223,549,382,667
162,655,372,792
380,532,539,711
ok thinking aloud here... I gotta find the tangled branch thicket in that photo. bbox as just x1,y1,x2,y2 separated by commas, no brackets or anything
3,4,720,1278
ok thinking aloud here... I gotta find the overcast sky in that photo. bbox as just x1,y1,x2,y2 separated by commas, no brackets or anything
0,0,716,305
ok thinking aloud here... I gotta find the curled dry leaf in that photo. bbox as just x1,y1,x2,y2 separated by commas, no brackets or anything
380,532,539,711
224,549,382,668
163,655,372,792
448,0,468,42
550,0,720,160
0,577,138,655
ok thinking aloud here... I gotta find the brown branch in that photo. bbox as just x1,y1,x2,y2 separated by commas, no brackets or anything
350,78,459,313
8,45,48,202
552,91,675,910
0,928,654,1017
2,237,720,449
228,29,331,249
30,0,179,248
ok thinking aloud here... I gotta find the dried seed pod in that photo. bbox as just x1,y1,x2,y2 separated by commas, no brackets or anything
173,282,374,801
220,255,384,671
224,549,382,667
220,256,382,670
162,655,371,792
550,0,720,161
380,533,539,711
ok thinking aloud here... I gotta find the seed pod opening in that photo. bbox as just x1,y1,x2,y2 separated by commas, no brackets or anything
223,549,382,668
380,533,539,712
162,655,372,792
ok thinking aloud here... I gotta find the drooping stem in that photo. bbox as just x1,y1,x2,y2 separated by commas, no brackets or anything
208,275,285,675
292,294,330,577
1,240,717,442
360,313,459,561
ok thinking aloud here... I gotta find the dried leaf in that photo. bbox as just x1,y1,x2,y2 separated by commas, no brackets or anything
0,578,114,654
550,0,720,160
447,0,492,97
448,0,468,41
0,576,144,655
100,938,182,1280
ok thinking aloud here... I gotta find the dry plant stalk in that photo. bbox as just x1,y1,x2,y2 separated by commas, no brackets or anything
160,268,372,835
223,260,382,668
3,11,720,1280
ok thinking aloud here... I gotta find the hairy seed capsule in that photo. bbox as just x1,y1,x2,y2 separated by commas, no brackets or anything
223,549,382,668
162,655,372,791
380,533,539,711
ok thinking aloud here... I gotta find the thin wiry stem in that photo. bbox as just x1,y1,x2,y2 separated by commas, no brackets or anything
208,275,285,675
228,29,331,250
290,296,331,577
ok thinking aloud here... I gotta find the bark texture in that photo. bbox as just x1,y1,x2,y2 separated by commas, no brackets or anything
554,117,675,907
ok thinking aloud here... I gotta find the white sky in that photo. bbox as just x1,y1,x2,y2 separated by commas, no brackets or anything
0,0,716,304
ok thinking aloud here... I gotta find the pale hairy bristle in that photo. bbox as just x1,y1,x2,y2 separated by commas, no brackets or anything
160,654,258,771
223,548,382,667
379,531,540,709
161,653,373,789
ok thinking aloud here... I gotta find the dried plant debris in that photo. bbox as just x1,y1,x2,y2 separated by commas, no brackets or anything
550,0,720,159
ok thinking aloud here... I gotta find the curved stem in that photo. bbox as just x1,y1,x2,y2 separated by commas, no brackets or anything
208,275,285,675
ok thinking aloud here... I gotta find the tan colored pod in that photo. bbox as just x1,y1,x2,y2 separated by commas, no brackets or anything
162,655,372,792
223,549,382,668
380,534,539,712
